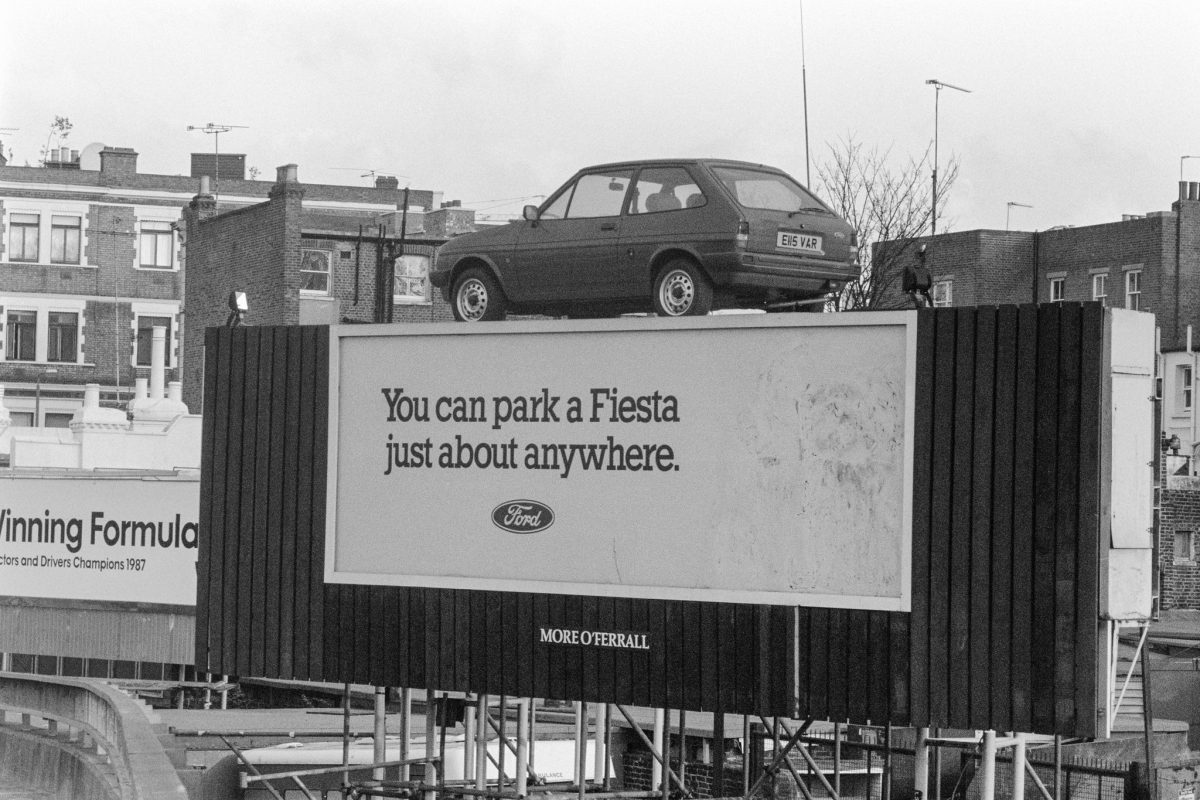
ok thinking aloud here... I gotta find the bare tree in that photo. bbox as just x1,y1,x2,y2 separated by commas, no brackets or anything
815,136,958,310
39,115,73,166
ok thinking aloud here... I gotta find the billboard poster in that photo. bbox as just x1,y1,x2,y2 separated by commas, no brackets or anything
0,474,199,605
326,314,916,610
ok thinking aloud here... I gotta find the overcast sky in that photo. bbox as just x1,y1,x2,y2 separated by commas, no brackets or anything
3,0,1198,232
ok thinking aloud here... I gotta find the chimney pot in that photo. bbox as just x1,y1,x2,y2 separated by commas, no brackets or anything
276,163,299,184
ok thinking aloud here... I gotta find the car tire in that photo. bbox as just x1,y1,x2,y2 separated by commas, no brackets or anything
452,268,507,322
652,259,713,317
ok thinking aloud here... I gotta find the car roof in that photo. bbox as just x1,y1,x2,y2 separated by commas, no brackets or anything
576,158,785,173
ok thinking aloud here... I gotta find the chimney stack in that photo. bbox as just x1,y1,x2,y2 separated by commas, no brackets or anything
99,147,139,178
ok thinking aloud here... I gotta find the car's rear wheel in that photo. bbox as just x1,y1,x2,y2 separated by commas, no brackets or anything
653,259,713,316
452,268,507,322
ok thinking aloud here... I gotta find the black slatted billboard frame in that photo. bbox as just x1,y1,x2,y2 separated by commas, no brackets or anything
196,303,1105,736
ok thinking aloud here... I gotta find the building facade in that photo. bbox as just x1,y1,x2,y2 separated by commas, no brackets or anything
0,144,465,423
180,164,475,412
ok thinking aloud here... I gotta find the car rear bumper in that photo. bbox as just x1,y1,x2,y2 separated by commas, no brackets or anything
708,252,856,294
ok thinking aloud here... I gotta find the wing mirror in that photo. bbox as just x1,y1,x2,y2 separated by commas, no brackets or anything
523,204,540,222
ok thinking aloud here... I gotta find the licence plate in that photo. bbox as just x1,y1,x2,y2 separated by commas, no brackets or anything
776,230,823,254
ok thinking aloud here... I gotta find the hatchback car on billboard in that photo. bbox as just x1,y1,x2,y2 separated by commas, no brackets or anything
430,159,859,320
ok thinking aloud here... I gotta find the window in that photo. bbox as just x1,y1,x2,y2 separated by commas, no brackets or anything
1049,277,1065,302
1093,273,1108,305
1178,365,1193,414
135,316,173,366
300,249,332,293
1126,270,1141,310
50,215,81,264
932,280,953,308
46,311,78,363
393,254,431,304
1174,530,1197,563
44,413,73,429
631,167,704,214
9,213,39,262
139,221,174,268
541,170,633,220
5,310,36,361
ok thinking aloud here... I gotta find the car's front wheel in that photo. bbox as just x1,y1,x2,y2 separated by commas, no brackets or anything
452,268,507,322
652,259,713,317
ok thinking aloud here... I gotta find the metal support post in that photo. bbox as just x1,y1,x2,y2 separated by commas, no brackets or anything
464,698,476,780
517,698,530,798
400,688,411,782
914,727,930,800
979,730,996,800
476,694,488,790
374,687,388,782
425,695,438,800
595,703,610,790
579,701,589,800
1012,733,1026,800
652,708,665,789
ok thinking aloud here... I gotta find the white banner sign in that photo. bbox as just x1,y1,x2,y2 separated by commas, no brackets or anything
0,475,199,605
326,314,916,610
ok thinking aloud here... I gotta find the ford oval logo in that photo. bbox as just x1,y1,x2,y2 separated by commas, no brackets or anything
492,500,555,534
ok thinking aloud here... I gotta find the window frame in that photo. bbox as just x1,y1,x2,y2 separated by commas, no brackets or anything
392,253,432,305
137,220,175,270
1174,530,1197,564
1092,273,1108,305
45,310,80,364
1178,364,1193,415
1125,269,1141,310
5,308,38,361
300,248,333,294
8,213,40,263
1049,276,1065,303
931,279,953,308
50,215,82,265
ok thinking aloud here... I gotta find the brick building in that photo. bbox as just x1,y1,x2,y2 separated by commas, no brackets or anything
180,164,476,412
0,143,465,425
879,181,1200,610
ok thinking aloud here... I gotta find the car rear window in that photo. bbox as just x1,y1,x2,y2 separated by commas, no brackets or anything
711,166,827,213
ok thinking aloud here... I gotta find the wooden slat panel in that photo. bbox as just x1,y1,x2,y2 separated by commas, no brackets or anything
298,327,324,680
441,589,459,690
1074,303,1103,736
235,329,260,679
221,329,247,677
806,608,829,720
1031,304,1061,733
1054,304,1083,733
251,329,274,678
770,605,793,715
1010,305,1039,732
907,307,937,726
196,328,226,674
280,327,304,679
827,608,848,719
969,309,996,725
456,590,473,693
889,610,910,724
927,310,957,726
988,304,1019,733
948,308,976,729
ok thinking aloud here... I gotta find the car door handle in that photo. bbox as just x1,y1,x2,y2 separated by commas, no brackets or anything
600,222,617,231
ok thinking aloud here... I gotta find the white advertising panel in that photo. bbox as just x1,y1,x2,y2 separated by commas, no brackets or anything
0,474,199,605
326,314,916,610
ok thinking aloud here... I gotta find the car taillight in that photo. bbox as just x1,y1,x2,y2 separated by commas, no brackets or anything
736,221,749,247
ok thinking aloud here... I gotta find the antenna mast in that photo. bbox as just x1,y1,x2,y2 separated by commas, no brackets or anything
186,122,248,203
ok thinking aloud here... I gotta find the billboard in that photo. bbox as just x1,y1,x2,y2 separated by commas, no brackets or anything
0,473,199,605
325,314,916,610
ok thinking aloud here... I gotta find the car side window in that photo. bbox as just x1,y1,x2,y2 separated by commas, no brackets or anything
631,167,705,214
540,186,573,220
558,171,633,219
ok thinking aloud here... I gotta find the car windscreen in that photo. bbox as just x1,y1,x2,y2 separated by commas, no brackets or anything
710,166,828,214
